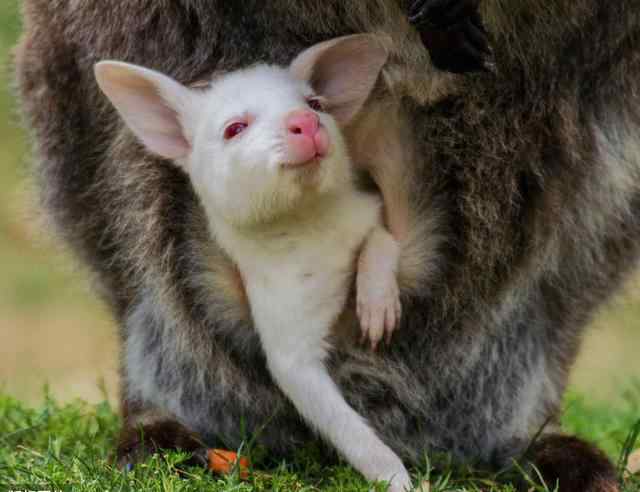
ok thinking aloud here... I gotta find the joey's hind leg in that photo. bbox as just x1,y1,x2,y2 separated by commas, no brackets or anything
357,226,402,350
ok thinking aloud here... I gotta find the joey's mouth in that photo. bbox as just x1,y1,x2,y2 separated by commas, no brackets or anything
281,154,325,170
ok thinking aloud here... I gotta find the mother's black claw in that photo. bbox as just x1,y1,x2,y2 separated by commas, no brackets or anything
409,0,480,29
408,0,494,74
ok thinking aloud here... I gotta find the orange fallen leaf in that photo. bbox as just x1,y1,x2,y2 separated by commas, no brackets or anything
207,449,250,479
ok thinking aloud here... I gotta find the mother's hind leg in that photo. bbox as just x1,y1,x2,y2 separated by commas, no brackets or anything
116,401,208,469
525,434,619,492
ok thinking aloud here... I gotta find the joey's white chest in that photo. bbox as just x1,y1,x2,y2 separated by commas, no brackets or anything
214,191,381,349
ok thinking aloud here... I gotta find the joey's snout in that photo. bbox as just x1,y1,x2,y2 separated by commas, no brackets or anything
284,110,330,167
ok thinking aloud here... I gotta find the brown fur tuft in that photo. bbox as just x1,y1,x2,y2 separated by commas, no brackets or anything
527,434,620,492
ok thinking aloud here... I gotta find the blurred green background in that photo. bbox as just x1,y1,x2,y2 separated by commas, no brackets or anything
0,0,638,406
0,0,118,404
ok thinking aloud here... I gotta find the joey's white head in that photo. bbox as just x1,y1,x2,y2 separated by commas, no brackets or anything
95,35,388,227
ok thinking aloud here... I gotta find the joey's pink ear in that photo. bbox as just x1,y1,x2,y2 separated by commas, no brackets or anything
289,35,388,126
94,61,197,160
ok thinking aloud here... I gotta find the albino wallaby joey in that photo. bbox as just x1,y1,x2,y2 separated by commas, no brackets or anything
95,35,412,491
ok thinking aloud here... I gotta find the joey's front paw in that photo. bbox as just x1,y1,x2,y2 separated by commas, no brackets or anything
408,0,495,73
357,269,402,350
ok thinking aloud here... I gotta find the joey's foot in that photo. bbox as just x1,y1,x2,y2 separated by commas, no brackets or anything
357,268,402,351
408,0,495,73
378,469,413,492
384,481,428,492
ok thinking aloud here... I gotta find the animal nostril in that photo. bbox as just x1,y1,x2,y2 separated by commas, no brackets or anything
287,111,319,137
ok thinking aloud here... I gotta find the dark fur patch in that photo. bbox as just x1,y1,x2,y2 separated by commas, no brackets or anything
527,435,620,492
117,419,207,468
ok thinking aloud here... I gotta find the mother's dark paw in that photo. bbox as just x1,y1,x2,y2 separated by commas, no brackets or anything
526,434,620,492
116,419,208,469
408,0,495,74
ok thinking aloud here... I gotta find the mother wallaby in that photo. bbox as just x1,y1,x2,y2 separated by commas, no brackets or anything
15,1,640,491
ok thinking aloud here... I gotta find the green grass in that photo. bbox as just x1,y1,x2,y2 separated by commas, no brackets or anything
1,390,639,492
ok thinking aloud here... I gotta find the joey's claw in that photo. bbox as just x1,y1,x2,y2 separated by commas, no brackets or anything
358,302,391,351
358,307,370,345
369,306,385,350
385,299,401,345
384,306,396,345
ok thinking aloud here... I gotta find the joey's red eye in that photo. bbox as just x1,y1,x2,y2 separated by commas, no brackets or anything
224,122,248,140
307,98,324,112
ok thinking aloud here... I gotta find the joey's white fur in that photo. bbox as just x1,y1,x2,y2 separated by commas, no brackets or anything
96,35,411,491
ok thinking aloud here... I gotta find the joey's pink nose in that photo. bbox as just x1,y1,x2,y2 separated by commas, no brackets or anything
287,110,319,138
285,110,330,167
